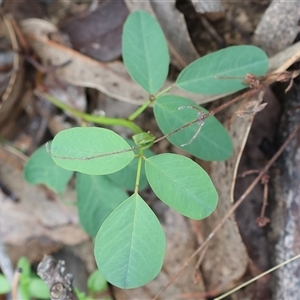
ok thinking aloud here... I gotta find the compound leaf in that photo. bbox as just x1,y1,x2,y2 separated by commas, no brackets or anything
176,45,268,94
122,10,169,94
154,95,232,161
76,173,128,237
50,127,135,175
24,145,73,193
145,153,218,219
94,193,165,289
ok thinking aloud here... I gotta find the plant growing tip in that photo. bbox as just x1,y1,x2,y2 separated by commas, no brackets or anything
133,132,156,149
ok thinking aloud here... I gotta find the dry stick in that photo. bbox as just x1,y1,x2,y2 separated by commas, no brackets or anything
152,122,300,300
209,89,256,116
256,174,270,226
11,268,21,300
10,16,30,54
193,242,209,282
1,15,20,103
214,253,300,300
274,49,300,74
238,169,260,177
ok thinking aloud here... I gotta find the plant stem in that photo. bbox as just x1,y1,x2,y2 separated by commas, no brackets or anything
134,150,144,194
128,99,151,121
37,91,143,134
154,84,174,99
128,83,175,122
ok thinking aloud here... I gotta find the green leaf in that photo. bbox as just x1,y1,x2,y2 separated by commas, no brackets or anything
87,270,108,293
29,278,50,299
0,274,11,294
76,173,128,237
75,288,95,300
154,95,232,161
94,194,166,289
75,288,87,300
145,154,218,219
50,127,135,175
17,257,31,277
74,288,87,300
122,10,169,94
24,145,73,193
176,45,268,94
107,139,154,191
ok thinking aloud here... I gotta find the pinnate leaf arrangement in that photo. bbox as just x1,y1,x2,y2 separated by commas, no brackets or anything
24,10,268,289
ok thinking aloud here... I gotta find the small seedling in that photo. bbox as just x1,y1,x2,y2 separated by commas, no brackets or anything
24,10,269,290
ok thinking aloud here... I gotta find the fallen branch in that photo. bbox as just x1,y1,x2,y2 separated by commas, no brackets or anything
37,255,78,300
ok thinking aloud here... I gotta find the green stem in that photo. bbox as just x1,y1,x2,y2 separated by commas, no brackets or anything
128,99,151,121
134,150,144,194
40,92,143,134
128,84,174,121
154,84,174,99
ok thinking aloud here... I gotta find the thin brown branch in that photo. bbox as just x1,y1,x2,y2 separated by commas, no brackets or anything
152,122,300,300
193,242,209,283
237,169,260,177
256,174,270,226
210,89,257,116
12,268,21,300
10,16,30,54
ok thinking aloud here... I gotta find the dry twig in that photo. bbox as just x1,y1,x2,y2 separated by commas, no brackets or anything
37,255,78,300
